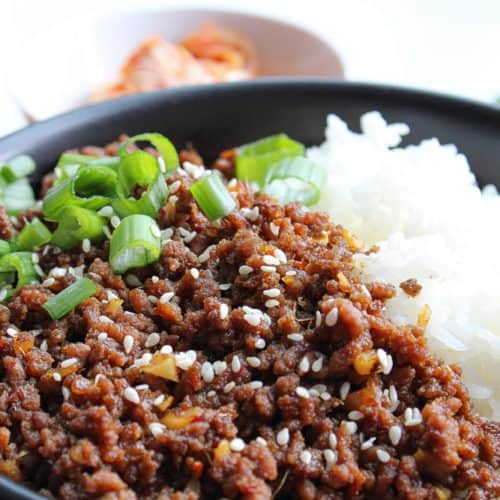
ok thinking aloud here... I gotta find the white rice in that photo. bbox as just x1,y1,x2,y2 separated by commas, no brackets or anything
308,111,500,420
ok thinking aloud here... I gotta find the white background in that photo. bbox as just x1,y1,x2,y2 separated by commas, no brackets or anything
1,0,499,137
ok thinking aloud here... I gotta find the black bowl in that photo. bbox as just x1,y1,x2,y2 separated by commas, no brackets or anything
1,79,500,499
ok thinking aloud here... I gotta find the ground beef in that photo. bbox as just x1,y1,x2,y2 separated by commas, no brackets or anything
400,278,422,297
0,144,498,500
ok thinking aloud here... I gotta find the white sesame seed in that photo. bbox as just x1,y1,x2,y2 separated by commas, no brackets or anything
325,307,339,327
103,226,112,239
124,387,140,404
239,265,253,276
255,338,266,349
6,327,18,337
159,292,174,304
348,410,364,421
224,381,236,393
231,355,241,373
384,354,394,375
256,437,267,446
123,335,134,354
201,361,215,383
404,408,423,427
323,449,337,467
260,265,276,273
263,255,280,266
376,348,389,373
244,313,260,326
160,345,173,355
263,288,280,298
219,283,232,291
311,357,323,373
31,253,39,264
153,394,165,407
213,360,227,375
339,382,351,400
320,392,332,401
42,277,56,287
97,206,114,217
269,222,280,236
360,437,376,450
389,385,398,408
299,356,310,373
174,350,197,370
241,206,259,221
230,438,245,452
287,333,304,342
376,449,391,463
62,386,70,400
389,425,402,446
300,450,312,465
189,268,199,279
97,332,108,342
150,422,166,437
161,228,174,241
40,339,48,351
328,432,337,449
82,238,91,253
50,267,66,278
169,180,181,194
135,384,149,391
276,428,289,446
246,356,261,368
207,390,216,397
145,333,160,348
285,270,297,276
184,231,197,243
274,248,287,264
249,381,263,389
343,421,358,435
198,245,215,264
296,386,310,399
53,372,62,382
61,358,77,368
315,311,322,328
265,299,280,308
110,215,121,228
219,303,229,320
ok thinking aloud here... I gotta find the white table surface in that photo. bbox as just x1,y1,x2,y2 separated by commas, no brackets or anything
1,0,499,138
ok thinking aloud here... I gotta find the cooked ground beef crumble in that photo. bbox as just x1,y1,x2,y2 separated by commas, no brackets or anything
0,141,498,499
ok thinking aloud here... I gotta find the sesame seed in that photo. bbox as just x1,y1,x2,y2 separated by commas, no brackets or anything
404,407,423,427
244,313,260,326
325,307,339,327
255,338,266,349
6,327,18,337
249,381,263,389
123,335,134,354
241,206,259,221
40,339,48,351
276,428,289,446
97,205,114,217
299,356,310,373
110,215,121,228
219,303,229,320
323,449,337,467
184,231,197,243
296,386,310,399
201,361,215,383
224,381,236,393
160,345,173,354
376,449,391,463
174,350,197,370
61,358,77,368
311,357,323,373
300,450,312,465
103,226,112,239
169,180,181,194
269,222,280,236
230,438,245,452
256,437,267,446
159,292,174,304
53,372,62,382
343,421,358,435
213,360,227,375
376,348,390,374
124,387,140,404
135,384,149,391
260,265,276,273
231,355,241,373
154,395,165,407
145,333,160,348
149,422,166,437
360,437,376,450
320,392,332,401
207,390,216,397
190,268,199,279
348,410,364,421
315,311,322,328
97,332,108,342
161,228,174,241
125,274,142,287
287,333,304,342
62,386,70,400
50,267,66,278
265,299,280,308
198,245,215,263
274,248,287,264
389,425,402,446
82,238,91,253
219,283,231,291
157,156,166,173
106,290,118,301
246,356,261,368
42,277,56,287
263,255,280,266
263,288,280,298
339,382,351,400
239,265,253,276
328,432,337,449
285,270,297,276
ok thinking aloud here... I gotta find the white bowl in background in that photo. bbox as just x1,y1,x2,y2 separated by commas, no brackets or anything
7,7,344,121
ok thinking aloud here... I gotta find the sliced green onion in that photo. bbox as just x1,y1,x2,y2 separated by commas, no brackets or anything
112,150,168,218
42,277,97,320
51,206,106,250
262,157,326,206
190,172,235,221
120,133,179,176
236,134,305,186
54,154,120,186
0,252,39,291
1,155,36,183
109,214,161,274
0,240,11,257
43,165,117,221
17,218,52,250
2,178,36,214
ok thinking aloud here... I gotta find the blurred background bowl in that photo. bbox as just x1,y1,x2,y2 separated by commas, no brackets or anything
6,7,344,122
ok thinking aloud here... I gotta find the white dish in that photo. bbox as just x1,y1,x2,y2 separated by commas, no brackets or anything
7,7,344,122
